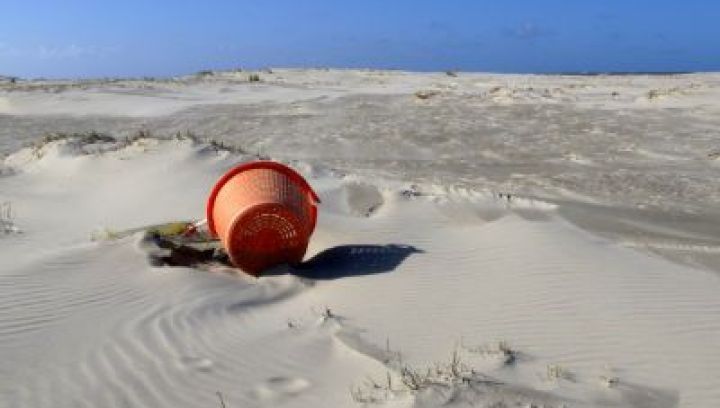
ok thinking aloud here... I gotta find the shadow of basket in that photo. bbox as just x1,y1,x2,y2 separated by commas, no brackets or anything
290,244,423,280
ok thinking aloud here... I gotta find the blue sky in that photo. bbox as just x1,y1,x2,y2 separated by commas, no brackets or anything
1,0,719,78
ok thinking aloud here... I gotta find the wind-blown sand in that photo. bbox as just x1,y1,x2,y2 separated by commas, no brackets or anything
1,70,720,407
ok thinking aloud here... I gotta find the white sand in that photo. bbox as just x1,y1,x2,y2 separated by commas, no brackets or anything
1,70,720,408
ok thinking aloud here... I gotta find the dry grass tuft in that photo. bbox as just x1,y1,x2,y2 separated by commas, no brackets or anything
350,345,503,404
414,90,439,100
0,202,21,234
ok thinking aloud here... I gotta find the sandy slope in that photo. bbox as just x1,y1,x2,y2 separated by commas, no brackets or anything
1,70,720,407
0,136,718,408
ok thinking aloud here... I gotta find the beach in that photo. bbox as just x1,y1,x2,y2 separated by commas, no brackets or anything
1,69,719,407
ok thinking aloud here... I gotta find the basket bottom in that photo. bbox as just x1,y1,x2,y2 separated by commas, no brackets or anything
225,204,310,275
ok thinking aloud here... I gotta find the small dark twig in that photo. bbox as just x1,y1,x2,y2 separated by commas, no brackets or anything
216,391,227,408
215,391,227,408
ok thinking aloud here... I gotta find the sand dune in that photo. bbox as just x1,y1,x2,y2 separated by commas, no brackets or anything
2,70,720,407
0,136,718,407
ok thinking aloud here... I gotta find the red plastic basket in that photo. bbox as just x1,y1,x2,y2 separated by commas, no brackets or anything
206,161,320,275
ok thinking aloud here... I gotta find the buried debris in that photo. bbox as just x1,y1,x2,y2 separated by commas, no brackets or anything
148,232,225,267
134,221,231,269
